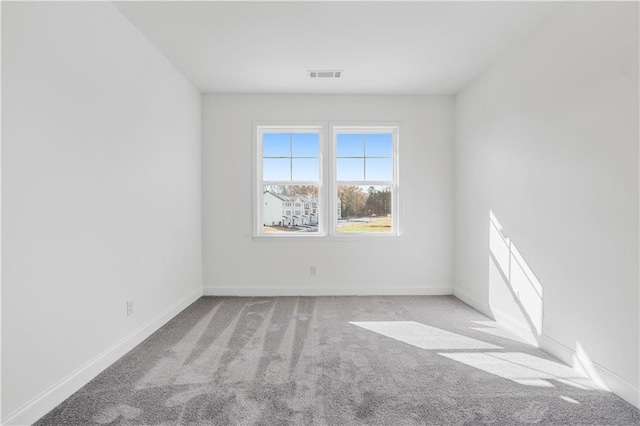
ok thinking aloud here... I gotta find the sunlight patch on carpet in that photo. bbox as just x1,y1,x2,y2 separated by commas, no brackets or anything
439,352,598,389
349,321,502,350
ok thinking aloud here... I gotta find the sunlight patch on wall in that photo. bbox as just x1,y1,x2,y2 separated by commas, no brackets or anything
349,321,502,350
489,210,544,335
572,342,610,391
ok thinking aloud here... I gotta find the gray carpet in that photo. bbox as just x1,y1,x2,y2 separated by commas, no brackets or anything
36,296,640,425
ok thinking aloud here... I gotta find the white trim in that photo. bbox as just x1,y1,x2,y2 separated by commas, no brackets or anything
254,124,325,236
203,285,452,297
453,287,640,409
253,123,401,239
452,287,493,318
330,124,400,236
454,287,539,346
539,335,640,409
2,289,203,426
490,310,540,346
251,234,404,242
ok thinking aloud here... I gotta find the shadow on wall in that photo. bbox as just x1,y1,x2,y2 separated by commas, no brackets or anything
487,210,610,392
488,210,543,343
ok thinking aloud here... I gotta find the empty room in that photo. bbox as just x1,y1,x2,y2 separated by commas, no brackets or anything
2,1,639,425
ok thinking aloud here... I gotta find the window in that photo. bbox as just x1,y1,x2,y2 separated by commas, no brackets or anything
255,124,398,237
333,127,398,235
257,127,322,234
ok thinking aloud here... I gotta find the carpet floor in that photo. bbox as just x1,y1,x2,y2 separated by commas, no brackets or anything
36,296,640,425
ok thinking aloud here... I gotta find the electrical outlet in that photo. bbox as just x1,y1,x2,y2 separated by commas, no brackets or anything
310,265,317,276
127,300,134,317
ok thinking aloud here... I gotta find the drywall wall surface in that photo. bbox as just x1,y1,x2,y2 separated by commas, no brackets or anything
454,2,639,404
2,2,202,422
202,94,454,295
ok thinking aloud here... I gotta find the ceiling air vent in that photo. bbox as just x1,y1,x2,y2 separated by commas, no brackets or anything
309,70,342,79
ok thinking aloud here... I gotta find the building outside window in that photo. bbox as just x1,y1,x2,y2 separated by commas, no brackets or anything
256,125,398,236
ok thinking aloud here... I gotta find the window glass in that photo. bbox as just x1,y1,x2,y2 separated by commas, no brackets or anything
337,133,363,157
337,185,393,234
257,126,398,236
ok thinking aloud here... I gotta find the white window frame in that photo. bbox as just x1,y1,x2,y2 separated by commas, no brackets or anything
330,125,400,236
254,125,326,237
254,123,400,239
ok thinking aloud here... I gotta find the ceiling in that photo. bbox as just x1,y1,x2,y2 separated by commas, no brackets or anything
115,1,558,95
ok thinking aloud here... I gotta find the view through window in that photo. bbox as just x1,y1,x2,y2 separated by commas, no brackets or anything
260,130,321,234
256,125,398,236
335,132,395,234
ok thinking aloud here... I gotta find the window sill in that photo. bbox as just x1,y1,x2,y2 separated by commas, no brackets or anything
252,233,403,242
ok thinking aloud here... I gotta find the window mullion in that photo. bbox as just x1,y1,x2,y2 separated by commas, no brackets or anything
332,126,398,236
257,126,323,236
257,125,397,237
362,134,367,181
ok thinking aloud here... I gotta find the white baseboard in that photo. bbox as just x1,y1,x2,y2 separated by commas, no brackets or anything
453,287,640,409
203,285,453,297
452,288,493,318
2,289,203,426
539,334,639,409
454,287,540,346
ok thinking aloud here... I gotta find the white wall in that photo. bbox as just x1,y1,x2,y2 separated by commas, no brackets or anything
454,2,639,407
203,94,454,296
1,3,202,424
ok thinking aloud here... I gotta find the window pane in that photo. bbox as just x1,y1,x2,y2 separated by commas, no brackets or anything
292,133,319,157
337,158,364,181
337,185,392,233
366,158,393,181
337,134,364,157
365,133,393,157
263,133,290,157
263,158,290,180
262,185,319,234
292,158,319,181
